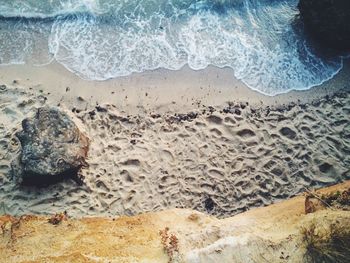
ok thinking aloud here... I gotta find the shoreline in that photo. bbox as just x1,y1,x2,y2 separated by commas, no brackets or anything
1,59,349,115
1,2,350,261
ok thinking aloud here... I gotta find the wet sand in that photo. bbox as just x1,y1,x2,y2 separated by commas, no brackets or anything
1,60,350,114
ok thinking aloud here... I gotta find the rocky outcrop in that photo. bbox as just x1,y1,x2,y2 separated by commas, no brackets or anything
15,107,89,185
298,0,350,52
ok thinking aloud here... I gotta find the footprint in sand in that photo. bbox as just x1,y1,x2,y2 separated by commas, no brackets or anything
206,115,223,125
237,128,256,138
318,162,333,174
279,127,297,140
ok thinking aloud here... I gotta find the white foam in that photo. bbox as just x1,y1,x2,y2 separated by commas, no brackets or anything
0,0,345,95
0,0,107,18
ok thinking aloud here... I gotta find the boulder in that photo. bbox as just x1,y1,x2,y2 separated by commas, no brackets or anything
298,0,350,52
16,107,89,185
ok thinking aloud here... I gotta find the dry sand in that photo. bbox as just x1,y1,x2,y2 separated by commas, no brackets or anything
1,181,349,263
0,62,350,218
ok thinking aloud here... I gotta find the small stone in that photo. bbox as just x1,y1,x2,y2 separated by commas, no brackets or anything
204,197,215,212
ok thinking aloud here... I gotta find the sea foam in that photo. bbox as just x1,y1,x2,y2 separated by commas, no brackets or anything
0,0,344,95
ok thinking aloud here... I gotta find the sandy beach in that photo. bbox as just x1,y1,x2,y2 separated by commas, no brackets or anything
0,0,350,263
1,1,350,262
0,62,349,218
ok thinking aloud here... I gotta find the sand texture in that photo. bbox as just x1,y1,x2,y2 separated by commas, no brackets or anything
0,82,349,218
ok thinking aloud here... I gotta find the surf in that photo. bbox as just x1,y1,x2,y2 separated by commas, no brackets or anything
0,0,344,95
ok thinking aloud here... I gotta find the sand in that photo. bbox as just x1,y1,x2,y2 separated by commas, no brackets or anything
1,181,350,263
1,60,350,114
0,62,350,218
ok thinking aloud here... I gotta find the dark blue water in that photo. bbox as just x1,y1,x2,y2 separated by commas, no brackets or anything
0,0,343,95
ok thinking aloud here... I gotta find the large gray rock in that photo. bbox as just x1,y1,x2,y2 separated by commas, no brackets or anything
298,0,350,52
16,107,89,185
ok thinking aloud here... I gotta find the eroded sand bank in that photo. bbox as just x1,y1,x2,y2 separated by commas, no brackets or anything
1,181,349,263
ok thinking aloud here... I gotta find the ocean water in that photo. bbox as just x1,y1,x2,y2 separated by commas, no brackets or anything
0,0,344,95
